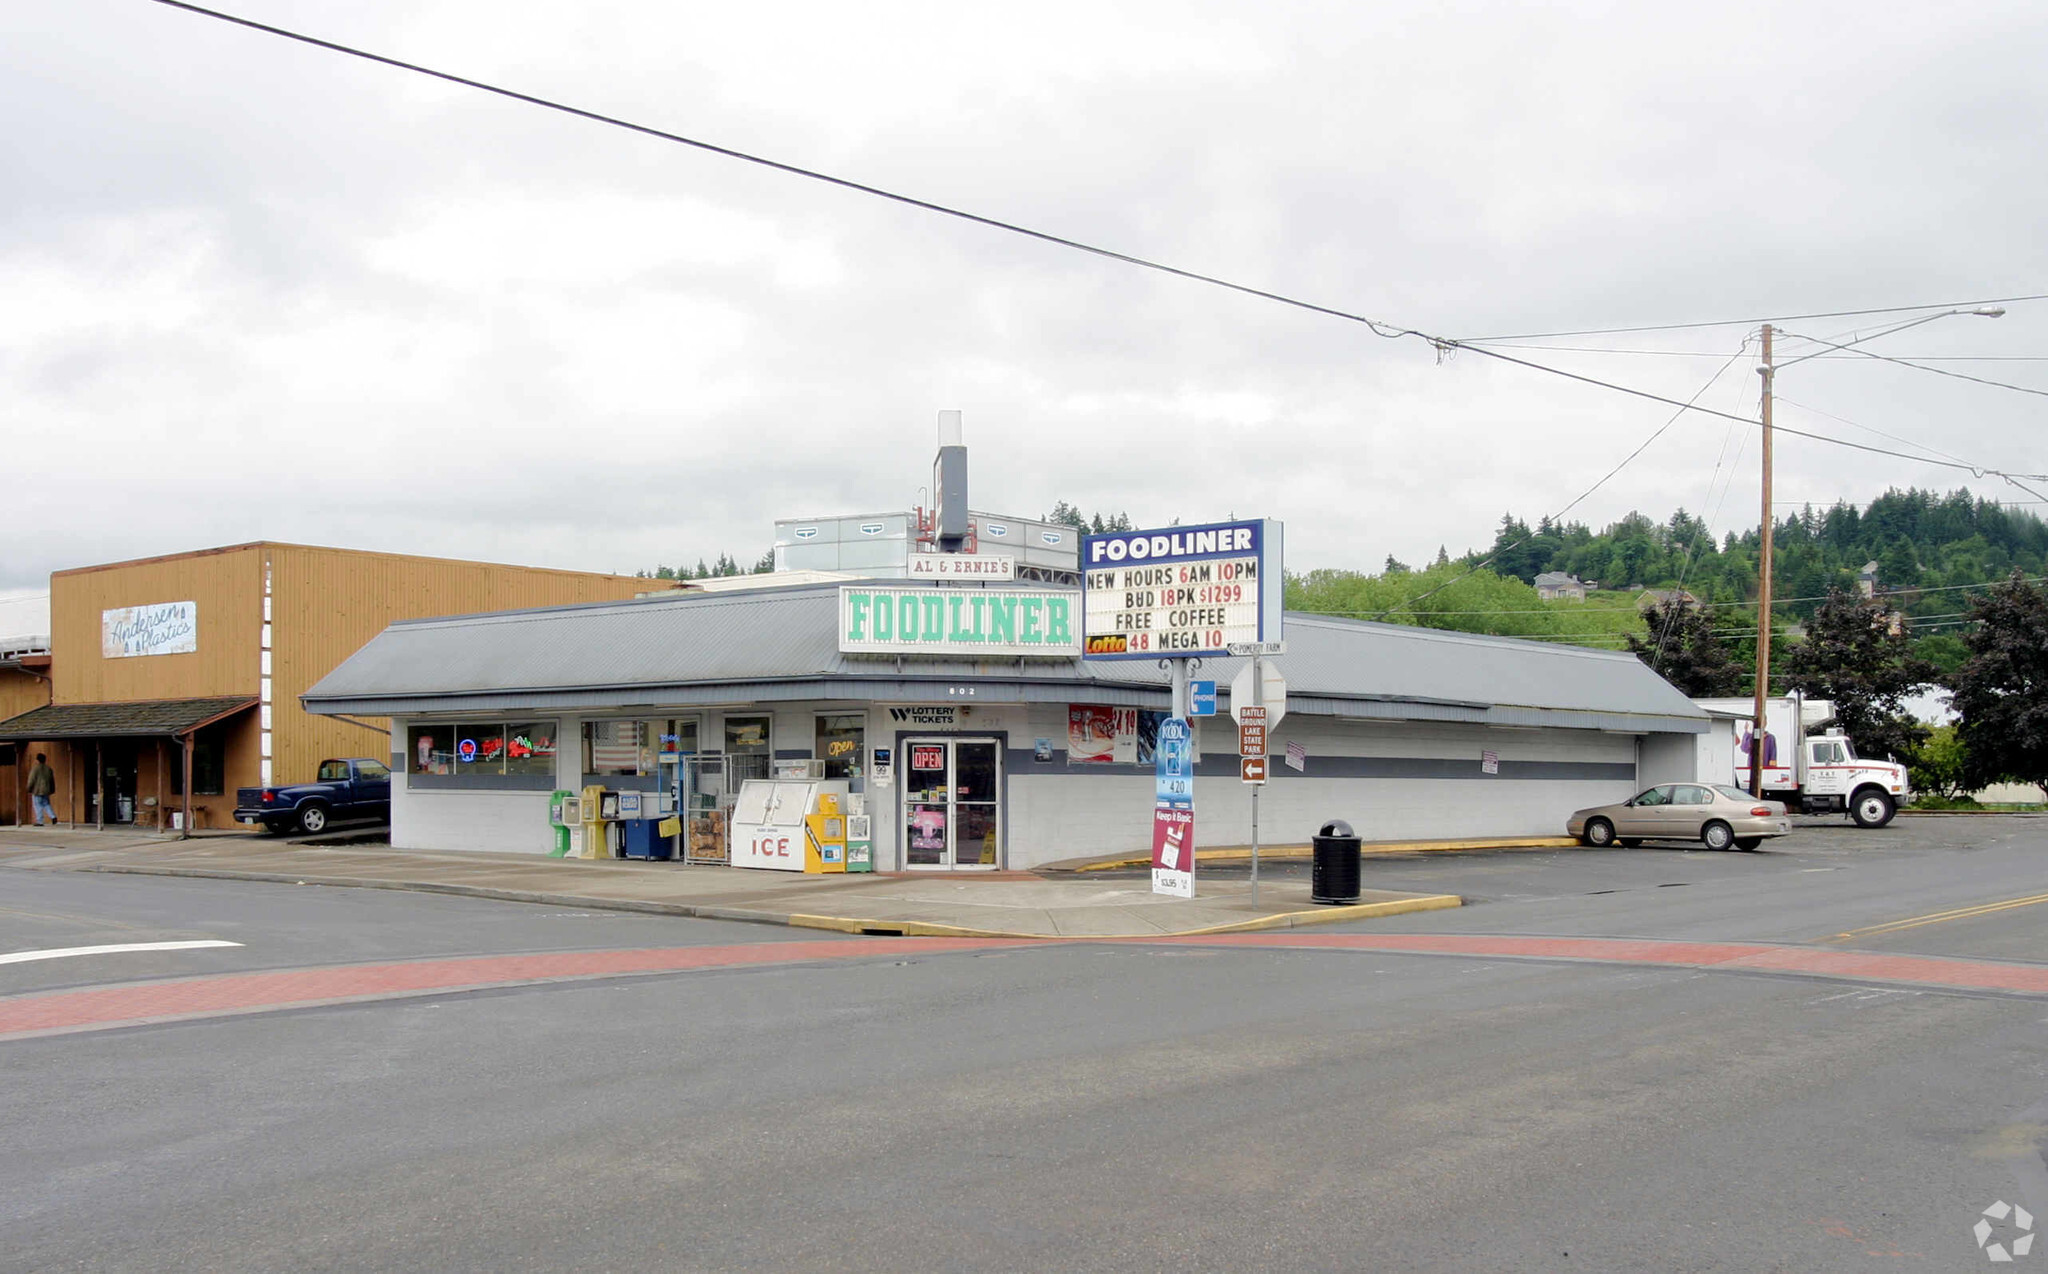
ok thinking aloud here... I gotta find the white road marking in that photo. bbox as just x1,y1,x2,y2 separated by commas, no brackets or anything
0,940,243,966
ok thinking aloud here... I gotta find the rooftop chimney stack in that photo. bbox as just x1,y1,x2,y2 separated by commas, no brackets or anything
932,410,968,551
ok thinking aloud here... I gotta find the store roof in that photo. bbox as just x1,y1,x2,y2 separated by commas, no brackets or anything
0,696,257,741
303,585,1707,735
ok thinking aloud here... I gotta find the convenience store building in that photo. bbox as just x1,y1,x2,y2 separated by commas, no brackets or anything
303,581,1710,869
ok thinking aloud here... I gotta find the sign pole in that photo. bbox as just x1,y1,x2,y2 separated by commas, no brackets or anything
1250,653,1261,907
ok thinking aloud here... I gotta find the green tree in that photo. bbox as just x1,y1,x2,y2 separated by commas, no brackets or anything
1949,572,2048,800
1907,724,1970,801
1625,599,1743,696
1780,590,1936,761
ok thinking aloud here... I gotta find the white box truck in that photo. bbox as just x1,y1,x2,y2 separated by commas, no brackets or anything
1693,695,1909,828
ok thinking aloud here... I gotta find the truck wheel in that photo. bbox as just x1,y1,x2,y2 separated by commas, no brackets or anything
1850,789,1895,829
1700,820,1735,851
297,803,329,835
261,819,291,837
1582,818,1616,847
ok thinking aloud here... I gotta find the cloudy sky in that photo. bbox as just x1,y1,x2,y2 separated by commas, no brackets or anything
5,0,2045,635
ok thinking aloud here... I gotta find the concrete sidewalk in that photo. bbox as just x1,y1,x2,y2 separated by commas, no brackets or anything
0,826,1460,939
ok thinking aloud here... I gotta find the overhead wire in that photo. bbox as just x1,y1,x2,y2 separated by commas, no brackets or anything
1774,327,2048,401
1453,295,2048,343
151,1,2048,493
1366,344,1754,620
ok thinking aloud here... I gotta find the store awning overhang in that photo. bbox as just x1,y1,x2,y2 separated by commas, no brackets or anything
0,696,258,742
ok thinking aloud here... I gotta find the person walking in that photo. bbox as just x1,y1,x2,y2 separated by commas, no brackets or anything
26,753,57,827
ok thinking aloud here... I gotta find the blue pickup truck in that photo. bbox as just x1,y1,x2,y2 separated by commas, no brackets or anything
234,758,392,835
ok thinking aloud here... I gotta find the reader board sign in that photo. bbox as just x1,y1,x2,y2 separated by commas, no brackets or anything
906,552,1016,581
840,586,1080,657
102,601,198,658
1080,519,1283,660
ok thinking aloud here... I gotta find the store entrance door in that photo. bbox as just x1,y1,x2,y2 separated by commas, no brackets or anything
902,737,1002,869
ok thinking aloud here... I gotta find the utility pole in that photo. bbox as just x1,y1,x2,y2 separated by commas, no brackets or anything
1750,325,1775,797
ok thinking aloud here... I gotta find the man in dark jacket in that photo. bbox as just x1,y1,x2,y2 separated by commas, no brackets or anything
26,753,56,826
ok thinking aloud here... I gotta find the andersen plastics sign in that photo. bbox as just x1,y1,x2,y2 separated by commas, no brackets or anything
1081,519,1283,660
102,601,198,658
839,586,1081,657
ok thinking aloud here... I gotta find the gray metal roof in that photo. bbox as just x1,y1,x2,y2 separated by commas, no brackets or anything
303,584,1706,734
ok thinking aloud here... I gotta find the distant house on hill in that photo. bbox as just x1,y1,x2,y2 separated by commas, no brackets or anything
1534,572,1588,602
1637,588,1701,611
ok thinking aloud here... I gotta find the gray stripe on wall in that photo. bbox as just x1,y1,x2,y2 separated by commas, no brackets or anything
1006,750,1632,782
410,773,560,792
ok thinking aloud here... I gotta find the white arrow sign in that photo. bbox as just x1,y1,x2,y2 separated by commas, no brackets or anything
1231,660,1287,727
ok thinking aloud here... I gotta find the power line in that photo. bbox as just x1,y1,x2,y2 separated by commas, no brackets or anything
1367,346,1753,618
1468,342,2048,362
150,1,1429,343
1455,295,2048,343
1775,328,2048,401
152,2,2048,504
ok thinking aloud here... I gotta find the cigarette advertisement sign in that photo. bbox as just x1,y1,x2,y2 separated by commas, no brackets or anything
1151,805,1195,898
840,586,1080,657
102,601,198,658
1154,716,1194,807
1080,519,1284,660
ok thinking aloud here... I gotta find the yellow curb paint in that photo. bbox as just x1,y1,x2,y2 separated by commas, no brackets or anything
1070,838,1579,873
1171,893,1465,936
781,892,1463,941
785,914,998,938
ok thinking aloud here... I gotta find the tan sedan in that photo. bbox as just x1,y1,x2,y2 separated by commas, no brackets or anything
1568,783,1791,851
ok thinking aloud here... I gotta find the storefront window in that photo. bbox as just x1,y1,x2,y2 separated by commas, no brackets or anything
455,723,507,776
816,714,864,780
724,715,771,756
504,722,557,777
409,725,455,775
584,720,647,777
412,722,558,783
658,718,699,757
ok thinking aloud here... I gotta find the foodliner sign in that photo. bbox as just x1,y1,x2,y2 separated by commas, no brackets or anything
839,586,1081,657
1081,519,1283,660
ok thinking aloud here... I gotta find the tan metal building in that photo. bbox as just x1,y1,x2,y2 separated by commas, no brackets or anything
0,543,657,830
0,639,58,825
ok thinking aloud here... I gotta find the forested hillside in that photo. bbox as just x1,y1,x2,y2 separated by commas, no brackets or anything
1288,488,2048,670
1473,488,2048,620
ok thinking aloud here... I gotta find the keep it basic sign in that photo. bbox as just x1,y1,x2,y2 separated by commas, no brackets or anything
1080,519,1284,660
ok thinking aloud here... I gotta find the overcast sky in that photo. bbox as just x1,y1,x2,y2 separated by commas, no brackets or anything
5,0,2045,636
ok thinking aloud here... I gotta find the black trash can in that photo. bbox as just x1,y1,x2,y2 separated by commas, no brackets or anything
1311,819,1363,904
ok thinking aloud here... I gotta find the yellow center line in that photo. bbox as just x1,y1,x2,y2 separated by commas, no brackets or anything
1828,891,2048,942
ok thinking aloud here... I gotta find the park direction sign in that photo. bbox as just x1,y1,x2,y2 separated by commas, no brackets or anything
1080,519,1284,660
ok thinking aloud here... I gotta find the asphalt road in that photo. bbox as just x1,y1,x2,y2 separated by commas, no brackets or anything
4,815,2046,1271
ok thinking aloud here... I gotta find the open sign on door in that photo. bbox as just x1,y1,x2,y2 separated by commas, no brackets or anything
911,746,945,770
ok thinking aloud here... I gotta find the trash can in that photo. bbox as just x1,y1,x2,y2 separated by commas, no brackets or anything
1311,819,1362,904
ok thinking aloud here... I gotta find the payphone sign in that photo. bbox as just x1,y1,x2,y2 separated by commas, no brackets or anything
1081,519,1283,660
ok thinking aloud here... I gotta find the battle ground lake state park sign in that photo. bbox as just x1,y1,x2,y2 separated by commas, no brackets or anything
839,586,1081,658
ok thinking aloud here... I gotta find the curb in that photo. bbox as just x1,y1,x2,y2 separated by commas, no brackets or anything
1064,837,1581,873
80,863,1461,941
